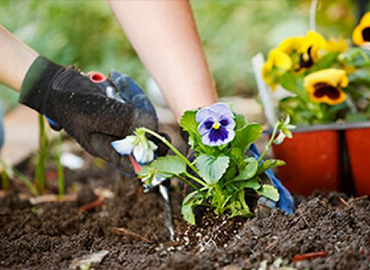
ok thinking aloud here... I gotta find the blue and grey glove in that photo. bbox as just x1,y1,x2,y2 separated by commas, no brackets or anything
249,143,294,214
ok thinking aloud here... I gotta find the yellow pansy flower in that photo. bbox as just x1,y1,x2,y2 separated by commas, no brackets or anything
276,31,327,71
262,49,292,90
297,31,327,70
326,38,347,53
277,36,306,54
303,69,348,105
353,12,370,46
268,49,292,70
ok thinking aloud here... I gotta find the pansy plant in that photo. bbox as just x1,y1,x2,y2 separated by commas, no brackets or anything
263,21,370,125
113,102,293,225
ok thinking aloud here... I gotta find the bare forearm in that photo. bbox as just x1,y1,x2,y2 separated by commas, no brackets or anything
0,25,38,91
109,0,218,122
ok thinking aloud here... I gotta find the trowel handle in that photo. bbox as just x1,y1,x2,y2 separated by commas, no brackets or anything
87,71,126,103
87,71,111,91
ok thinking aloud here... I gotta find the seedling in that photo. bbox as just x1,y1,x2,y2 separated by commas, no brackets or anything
34,114,48,193
56,133,65,197
113,103,293,224
34,115,65,196
0,159,38,196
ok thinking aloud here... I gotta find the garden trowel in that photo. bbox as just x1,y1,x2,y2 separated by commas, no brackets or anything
88,71,175,242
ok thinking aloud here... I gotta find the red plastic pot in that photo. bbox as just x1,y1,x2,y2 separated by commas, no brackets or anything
271,123,370,196
345,125,370,196
272,128,340,196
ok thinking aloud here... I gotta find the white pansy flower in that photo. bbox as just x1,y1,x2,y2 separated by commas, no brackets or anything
111,130,158,164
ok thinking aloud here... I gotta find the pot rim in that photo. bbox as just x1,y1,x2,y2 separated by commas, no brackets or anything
265,121,370,134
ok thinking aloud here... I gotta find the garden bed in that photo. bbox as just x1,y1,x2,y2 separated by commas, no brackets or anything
1,149,370,270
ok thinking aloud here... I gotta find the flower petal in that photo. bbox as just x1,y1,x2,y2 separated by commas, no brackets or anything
209,103,233,118
224,128,235,144
148,140,158,151
198,118,215,135
203,126,232,146
196,107,219,123
133,144,146,163
201,132,213,146
142,149,155,163
303,68,347,90
111,136,136,155
219,116,236,130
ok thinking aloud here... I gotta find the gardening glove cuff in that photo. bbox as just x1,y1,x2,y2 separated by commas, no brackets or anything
19,56,65,115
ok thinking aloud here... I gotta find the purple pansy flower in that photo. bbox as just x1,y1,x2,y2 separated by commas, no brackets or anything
196,103,235,146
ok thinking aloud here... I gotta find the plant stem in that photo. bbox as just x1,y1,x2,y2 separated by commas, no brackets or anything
34,114,48,194
0,159,38,196
184,172,207,187
177,175,206,196
258,122,278,162
57,133,64,198
1,170,9,190
140,128,202,178
13,167,39,196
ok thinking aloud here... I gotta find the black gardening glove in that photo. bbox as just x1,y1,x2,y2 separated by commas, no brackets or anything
19,56,161,172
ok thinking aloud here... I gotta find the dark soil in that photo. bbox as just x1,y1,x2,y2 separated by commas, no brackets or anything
1,155,370,269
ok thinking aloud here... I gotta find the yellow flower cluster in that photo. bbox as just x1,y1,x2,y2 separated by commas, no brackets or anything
263,31,346,90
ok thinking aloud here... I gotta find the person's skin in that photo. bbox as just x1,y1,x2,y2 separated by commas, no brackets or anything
109,0,218,122
0,25,38,91
0,0,217,122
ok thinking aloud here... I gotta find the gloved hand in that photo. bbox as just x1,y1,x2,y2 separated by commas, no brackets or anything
19,56,160,172
249,143,294,215
107,70,169,164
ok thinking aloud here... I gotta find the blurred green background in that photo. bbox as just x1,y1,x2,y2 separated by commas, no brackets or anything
0,0,359,112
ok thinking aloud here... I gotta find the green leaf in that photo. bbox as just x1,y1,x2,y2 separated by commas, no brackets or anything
196,154,230,184
234,113,248,130
235,158,258,180
257,159,286,175
180,110,200,148
232,123,263,153
348,70,370,84
150,156,187,175
309,52,339,72
225,177,261,195
345,112,369,123
279,73,304,94
183,190,203,205
220,163,237,183
237,178,261,190
181,203,196,225
227,190,253,218
180,110,198,135
258,184,279,201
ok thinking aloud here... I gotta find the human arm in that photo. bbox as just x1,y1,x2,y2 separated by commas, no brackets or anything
109,0,218,122
0,25,38,91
